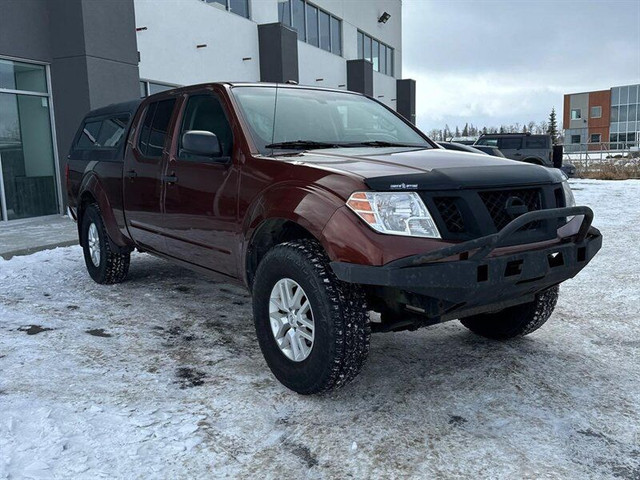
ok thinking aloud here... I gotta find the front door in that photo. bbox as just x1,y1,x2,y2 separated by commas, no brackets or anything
162,92,239,277
123,97,176,252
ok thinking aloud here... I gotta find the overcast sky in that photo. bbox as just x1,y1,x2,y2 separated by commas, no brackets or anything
402,0,640,132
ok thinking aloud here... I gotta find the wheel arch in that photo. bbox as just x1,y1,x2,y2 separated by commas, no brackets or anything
77,173,129,249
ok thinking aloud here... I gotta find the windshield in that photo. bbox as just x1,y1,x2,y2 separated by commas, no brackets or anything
231,86,432,154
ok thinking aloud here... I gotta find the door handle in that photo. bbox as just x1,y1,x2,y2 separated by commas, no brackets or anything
162,174,178,184
126,169,138,178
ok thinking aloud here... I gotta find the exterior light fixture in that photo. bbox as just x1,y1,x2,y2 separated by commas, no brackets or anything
196,44,207,48
378,12,391,23
136,26,147,31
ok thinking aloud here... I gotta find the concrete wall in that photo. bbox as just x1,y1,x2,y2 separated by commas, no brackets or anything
135,0,402,104
135,0,261,85
568,93,589,130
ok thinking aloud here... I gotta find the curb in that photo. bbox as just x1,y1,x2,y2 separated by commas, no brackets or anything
1,240,78,261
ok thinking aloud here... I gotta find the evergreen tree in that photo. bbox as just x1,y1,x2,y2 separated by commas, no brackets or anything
462,123,469,137
547,108,558,144
455,126,460,137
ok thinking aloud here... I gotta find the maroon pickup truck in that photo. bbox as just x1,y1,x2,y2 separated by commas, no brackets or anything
66,83,601,394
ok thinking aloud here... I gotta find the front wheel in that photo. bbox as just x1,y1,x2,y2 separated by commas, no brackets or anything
81,203,130,284
460,285,559,340
252,240,370,394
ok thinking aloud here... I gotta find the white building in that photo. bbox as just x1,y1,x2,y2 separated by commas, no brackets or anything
135,0,413,116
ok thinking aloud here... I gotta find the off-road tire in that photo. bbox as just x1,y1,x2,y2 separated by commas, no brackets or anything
81,203,130,284
252,239,370,394
460,285,559,340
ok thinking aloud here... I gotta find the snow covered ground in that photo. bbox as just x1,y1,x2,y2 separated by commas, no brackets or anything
1,179,639,479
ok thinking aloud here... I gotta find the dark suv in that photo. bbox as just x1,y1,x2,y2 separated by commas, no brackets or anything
475,133,553,166
66,83,601,394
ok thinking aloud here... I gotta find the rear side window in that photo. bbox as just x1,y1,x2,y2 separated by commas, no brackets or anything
476,138,498,146
499,137,522,149
524,137,548,149
138,99,176,157
75,115,129,149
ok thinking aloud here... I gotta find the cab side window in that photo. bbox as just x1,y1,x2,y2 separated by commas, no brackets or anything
179,94,233,160
138,99,176,157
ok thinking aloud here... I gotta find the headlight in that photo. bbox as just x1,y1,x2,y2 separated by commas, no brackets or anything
562,180,576,207
346,191,441,238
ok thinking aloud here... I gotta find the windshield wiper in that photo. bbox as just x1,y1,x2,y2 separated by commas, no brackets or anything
341,140,427,148
265,140,341,150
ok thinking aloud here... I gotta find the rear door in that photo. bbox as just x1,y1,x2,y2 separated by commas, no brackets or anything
161,90,239,277
498,136,523,161
123,97,177,252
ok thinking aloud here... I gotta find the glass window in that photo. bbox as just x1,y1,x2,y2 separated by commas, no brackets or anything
610,133,617,143
619,104,628,122
278,0,291,24
372,40,379,71
306,5,318,47
319,10,330,51
147,99,175,157
379,44,387,75
0,59,48,93
0,92,58,219
628,104,637,123
139,81,148,98
232,86,430,155
476,138,498,146
357,31,364,58
228,0,249,18
148,82,174,95
292,0,305,41
611,106,619,122
570,109,581,120
364,35,372,62
590,133,601,143
179,95,233,159
387,48,394,76
629,85,638,104
499,137,522,149
76,121,102,148
590,106,601,118
620,86,629,105
611,87,620,105
524,137,548,148
331,16,341,55
138,100,175,157
96,115,129,147
571,135,581,144
138,103,156,156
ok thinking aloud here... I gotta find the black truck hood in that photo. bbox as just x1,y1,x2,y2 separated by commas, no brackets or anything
288,147,565,190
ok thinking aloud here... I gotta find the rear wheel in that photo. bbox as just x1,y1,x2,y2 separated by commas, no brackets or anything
81,203,130,284
460,286,559,340
252,239,370,394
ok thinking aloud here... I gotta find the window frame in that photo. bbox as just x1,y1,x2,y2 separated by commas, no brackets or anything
356,30,395,77
590,106,602,118
590,133,601,143
570,109,582,120
136,98,177,159
279,0,342,56
74,114,131,151
175,91,234,162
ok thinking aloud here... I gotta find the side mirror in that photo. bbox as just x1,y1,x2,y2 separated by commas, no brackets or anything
182,130,222,157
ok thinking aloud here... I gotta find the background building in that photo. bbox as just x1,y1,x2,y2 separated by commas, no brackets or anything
0,0,412,222
563,83,639,152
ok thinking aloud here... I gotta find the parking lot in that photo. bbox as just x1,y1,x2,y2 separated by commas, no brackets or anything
1,179,639,479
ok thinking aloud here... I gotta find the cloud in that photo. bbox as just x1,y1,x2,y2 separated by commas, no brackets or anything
402,0,640,131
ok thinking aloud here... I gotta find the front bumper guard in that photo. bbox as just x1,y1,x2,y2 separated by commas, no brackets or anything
331,206,602,311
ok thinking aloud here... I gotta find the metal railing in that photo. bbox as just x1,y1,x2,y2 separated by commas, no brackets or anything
563,141,640,162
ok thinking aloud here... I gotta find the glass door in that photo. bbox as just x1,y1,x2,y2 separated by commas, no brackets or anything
0,59,59,221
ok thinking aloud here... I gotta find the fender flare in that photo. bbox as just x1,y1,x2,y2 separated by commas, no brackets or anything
77,173,131,249
240,182,345,282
